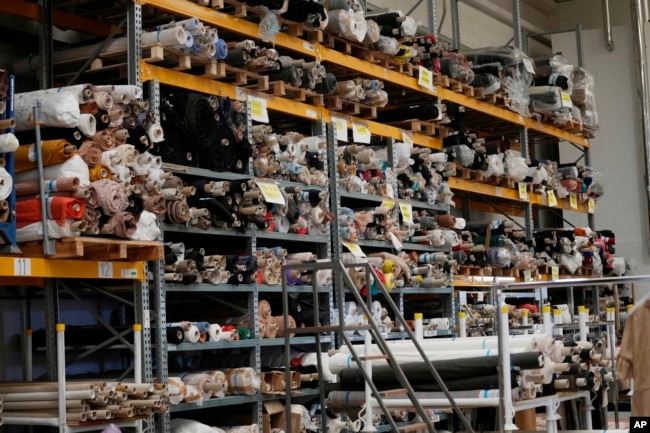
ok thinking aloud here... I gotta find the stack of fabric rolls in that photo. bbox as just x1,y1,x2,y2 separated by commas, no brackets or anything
11,84,167,242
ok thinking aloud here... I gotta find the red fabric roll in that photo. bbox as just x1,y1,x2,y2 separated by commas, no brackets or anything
16,197,85,228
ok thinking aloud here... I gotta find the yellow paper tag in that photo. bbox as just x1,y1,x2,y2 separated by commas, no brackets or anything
569,193,578,209
401,130,414,147
352,121,371,144
331,116,348,142
561,92,573,108
588,198,596,214
380,201,396,210
547,190,558,207
342,241,366,258
399,203,413,224
249,97,269,123
518,182,529,200
418,66,433,90
551,266,559,281
524,270,532,282
256,181,285,205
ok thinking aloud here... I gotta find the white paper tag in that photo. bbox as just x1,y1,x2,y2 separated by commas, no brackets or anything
255,181,286,205
352,121,371,144
14,258,31,276
477,292,484,302
388,232,403,252
121,268,138,278
249,96,269,123
523,58,535,74
459,291,467,306
401,130,414,147
331,116,348,142
98,262,113,278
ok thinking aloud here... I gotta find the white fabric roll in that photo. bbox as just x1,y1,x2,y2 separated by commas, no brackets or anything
77,113,97,137
15,219,83,243
0,167,13,200
299,352,336,382
208,324,222,342
0,133,19,152
14,154,90,187
184,325,201,343
129,211,161,241
147,123,165,143
428,318,450,330
273,214,290,233
110,85,143,104
14,92,80,131
15,84,93,104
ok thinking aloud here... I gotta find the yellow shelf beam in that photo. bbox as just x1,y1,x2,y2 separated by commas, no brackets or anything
0,257,145,281
139,62,441,149
136,0,590,148
448,177,591,213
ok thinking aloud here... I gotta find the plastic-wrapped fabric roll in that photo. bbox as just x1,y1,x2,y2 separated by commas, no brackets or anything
15,219,85,242
298,352,336,382
183,324,201,343
14,92,80,131
167,326,185,345
110,85,143,105
223,426,259,433
77,113,97,138
0,167,13,200
167,377,187,404
182,384,202,403
15,177,80,198
223,368,260,395
181,373,217,400
14,139,76,173
428,318,450,329
16,196,85,228
205,371,228,398
129,210,161,241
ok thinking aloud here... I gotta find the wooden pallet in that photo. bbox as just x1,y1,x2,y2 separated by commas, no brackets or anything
18,237,163,261
268,81,325,106
388,118,450,138
325,95,377,119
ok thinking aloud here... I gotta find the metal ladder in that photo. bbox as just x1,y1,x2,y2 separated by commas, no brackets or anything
281,260,476,433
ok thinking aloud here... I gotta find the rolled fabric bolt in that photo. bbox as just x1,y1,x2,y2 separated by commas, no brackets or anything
77,113,97,137
264,317,279,338
0,118,16,129
258,299,272,318
183,325,201,343
0,133,19,152
209,324,222,341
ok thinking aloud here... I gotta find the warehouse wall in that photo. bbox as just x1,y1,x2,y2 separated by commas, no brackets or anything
553,8,650,290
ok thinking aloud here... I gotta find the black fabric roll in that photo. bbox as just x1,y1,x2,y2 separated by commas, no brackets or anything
166,326,185,345
185,249,205,268
94,109,111,131
315,72,338,94
281,0,327,27
126,125,152,153
15,127,86,146
338,368,521,392
126,193,144,217
376,102,441,123
268,67,303,87
533,75,570,90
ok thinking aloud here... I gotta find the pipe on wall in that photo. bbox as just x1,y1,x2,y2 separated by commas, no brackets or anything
603,0,615,51
630,0,650,249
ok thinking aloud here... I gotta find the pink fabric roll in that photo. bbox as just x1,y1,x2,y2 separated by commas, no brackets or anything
144,195,166,217
93,130,116,151
90,179,128,215
99,211,138,238
78,140,103,166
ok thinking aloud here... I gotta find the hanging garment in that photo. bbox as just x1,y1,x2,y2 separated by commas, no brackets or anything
617,299,650,415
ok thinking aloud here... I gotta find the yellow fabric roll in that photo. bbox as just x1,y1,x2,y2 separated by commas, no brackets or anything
14,139,76,173
89,164,112,181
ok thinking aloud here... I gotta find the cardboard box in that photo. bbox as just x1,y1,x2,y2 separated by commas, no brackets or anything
263,400,302,433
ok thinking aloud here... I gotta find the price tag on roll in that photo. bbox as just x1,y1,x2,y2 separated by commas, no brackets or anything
380,201,395,210
547,190,558,207
518,182,529,200
249,96,269,123
255,181,285,205
569,193,578,209
588,198,596,214
551,266,560,281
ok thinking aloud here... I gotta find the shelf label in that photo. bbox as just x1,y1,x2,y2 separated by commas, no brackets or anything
458,291,467,306
399,203,414,224
352,121,371,144
495,187,503,197
547,190,558,207
560,92,573,108
401,130,414,147
305,108,317,119
256,181,286,205
121,269,139,278
524,270,532,282
98,262,113,278
14,258,31,276
249,96,269,123
342,241,366,258
303,41,314,51
331,116,348,142
380,200,395,210
518,182,529,200
477,292,484,302
418,66,434,90
588,198,596,214
551,266,560,281
569,193,578,209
